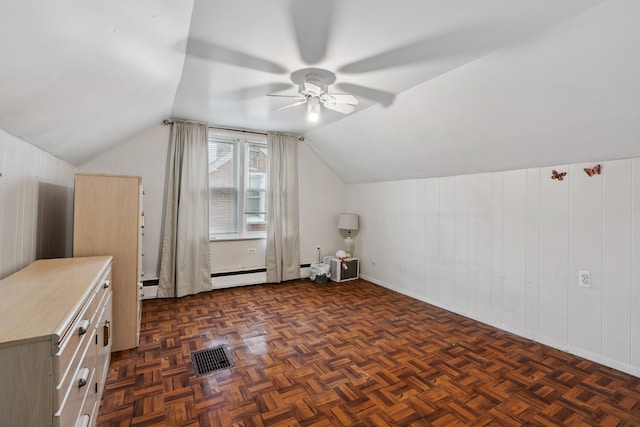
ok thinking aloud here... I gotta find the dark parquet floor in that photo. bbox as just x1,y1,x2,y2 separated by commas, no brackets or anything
97,279,640,426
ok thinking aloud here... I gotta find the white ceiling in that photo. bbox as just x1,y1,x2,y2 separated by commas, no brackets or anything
0,1,193,165
2,0,639,183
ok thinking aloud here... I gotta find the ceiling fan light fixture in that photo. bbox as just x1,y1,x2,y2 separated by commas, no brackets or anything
268,68,358,120
307,97,321,122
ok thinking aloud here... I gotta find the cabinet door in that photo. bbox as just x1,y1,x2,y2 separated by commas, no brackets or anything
74,174,142,351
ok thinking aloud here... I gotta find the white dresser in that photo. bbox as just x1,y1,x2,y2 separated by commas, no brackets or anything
0,256,113,427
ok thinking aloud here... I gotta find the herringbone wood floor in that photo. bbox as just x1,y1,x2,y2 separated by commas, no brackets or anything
97,279,640,426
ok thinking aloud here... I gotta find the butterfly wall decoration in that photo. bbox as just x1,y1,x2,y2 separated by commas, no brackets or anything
584,164,601,176
551,170,566,181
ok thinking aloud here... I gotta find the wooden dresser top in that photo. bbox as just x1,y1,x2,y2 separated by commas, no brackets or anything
0,256,112,347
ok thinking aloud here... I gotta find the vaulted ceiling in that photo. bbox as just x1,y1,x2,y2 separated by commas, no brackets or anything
1,0,639,183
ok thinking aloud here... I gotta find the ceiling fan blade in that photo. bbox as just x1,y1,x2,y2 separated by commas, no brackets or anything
335,83,395,107
324,93,358,105
219,83,294,101
187,38,288,74
323,102,355,114
290,0,335,65
266,93,306,99
338,25,512,74
273,99,308,111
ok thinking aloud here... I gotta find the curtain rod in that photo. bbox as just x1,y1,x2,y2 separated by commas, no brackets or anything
162,119,304,141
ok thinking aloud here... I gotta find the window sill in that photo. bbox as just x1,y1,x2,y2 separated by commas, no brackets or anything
209,236,266,242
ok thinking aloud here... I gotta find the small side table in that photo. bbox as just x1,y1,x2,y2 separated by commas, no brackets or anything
324,256,359,282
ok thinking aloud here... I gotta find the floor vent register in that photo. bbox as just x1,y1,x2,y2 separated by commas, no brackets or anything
190,346,233,376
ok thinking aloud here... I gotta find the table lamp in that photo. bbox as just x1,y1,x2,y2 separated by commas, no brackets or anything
338,213,359,258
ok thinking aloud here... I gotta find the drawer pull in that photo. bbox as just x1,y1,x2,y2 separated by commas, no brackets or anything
103,320,111,346
76,414,90,427
78,319,91,335
103,279,111,289
77,367,91,388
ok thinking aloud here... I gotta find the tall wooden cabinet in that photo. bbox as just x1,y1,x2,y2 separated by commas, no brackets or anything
74,174,143,352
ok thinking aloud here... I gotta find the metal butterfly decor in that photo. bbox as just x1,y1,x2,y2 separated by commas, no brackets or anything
551,170,567,181
584,164,601,177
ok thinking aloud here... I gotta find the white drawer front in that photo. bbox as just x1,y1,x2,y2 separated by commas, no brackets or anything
54,362,95,427
54,271,111,411
55,311,97,425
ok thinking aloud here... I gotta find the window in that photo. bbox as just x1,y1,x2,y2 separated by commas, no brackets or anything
208,130,268,239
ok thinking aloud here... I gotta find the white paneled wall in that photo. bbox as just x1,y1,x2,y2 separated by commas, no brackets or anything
568,162,602,355
632,158,640,368
348,158,640,376
0,130,75,279
525,169,540,335
538,165,569,348
602,159,632,364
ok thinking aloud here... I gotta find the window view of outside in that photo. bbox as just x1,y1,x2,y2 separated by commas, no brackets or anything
208,132,267,239
245,143,267,234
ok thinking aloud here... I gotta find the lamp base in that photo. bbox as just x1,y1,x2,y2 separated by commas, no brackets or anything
344,236,354,258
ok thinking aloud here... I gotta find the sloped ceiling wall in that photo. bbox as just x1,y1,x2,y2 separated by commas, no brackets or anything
305,0,640,183
1,0,639,183
0,1,194,165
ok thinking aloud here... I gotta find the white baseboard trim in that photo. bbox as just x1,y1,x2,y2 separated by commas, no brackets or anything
142,285,158,299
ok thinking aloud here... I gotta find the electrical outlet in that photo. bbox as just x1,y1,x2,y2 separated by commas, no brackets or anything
314,246,320,254
579,270,591,288
248,248,256,254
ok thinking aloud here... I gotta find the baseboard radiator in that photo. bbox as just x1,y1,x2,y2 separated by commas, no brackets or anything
141,265,312,299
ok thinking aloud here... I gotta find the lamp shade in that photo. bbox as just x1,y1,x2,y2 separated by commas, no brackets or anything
338,213,359,231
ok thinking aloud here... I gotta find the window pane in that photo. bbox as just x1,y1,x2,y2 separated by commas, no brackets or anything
245,213,266,233
208,140,236,186
246,190,261,214
244,143,267,235
210,188,238,236
209,139,238,236
208,132,267,239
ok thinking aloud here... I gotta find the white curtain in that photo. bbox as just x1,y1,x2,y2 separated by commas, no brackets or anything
266,133,300,283
158,121,212,298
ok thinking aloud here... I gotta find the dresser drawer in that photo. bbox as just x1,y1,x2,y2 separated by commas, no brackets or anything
54,362,95,427
77,397,99,427
54,270,111,409
54,300,96,426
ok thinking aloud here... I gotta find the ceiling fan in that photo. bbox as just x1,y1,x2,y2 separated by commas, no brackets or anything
267,68,358,121
186,0,517,125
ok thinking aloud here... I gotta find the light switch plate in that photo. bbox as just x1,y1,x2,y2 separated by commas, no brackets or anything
579,270,591,288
